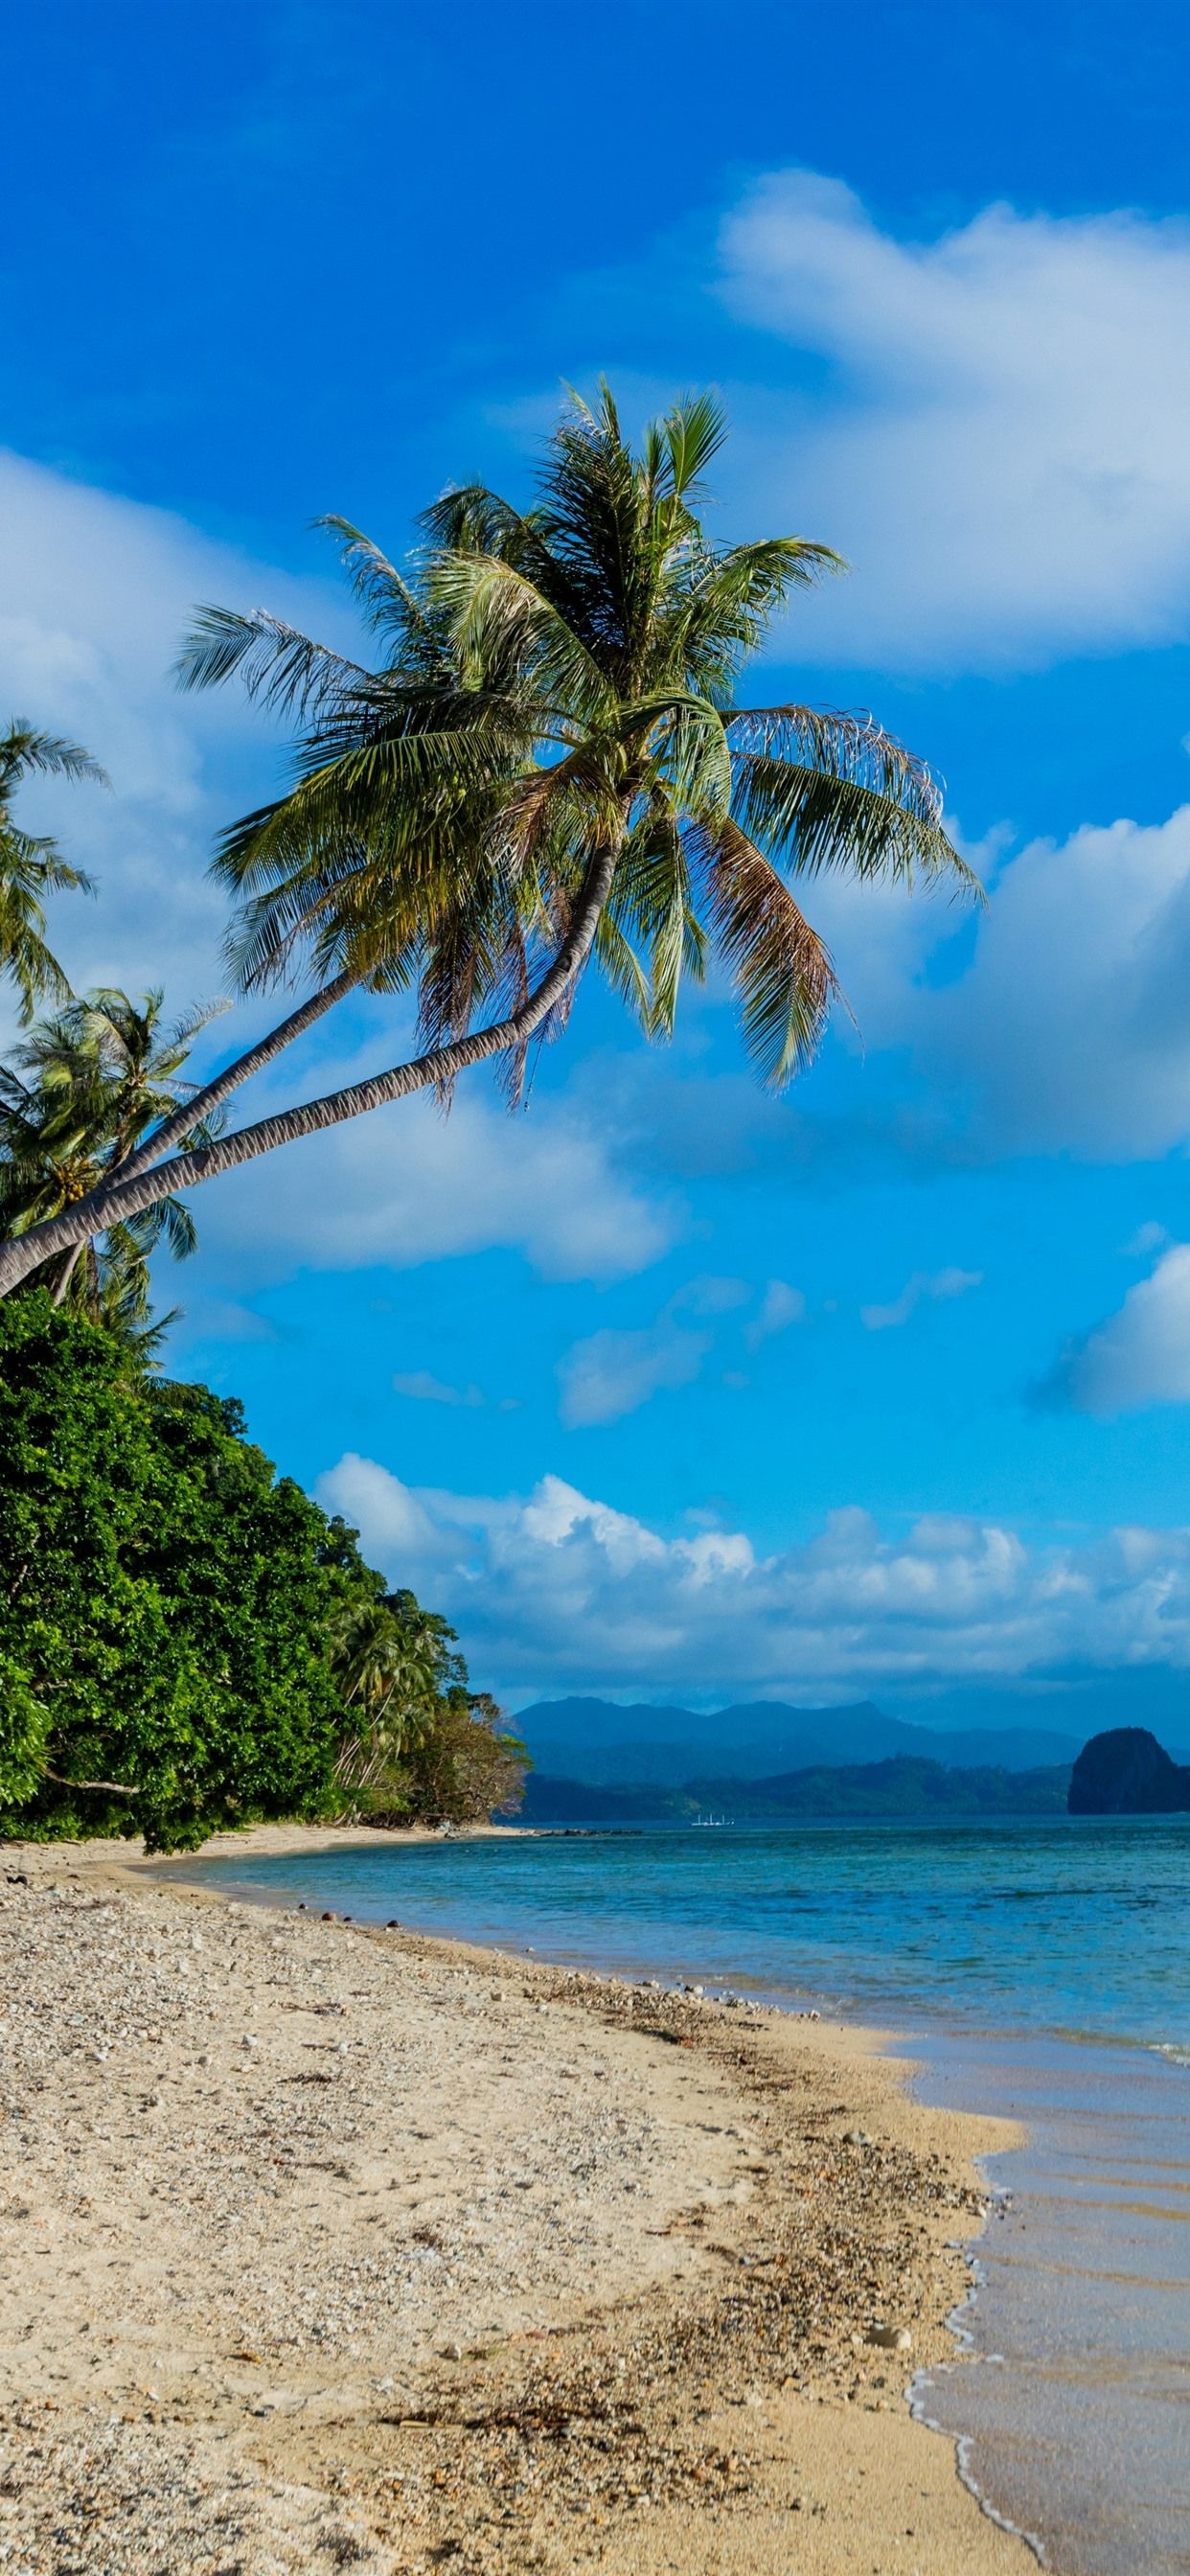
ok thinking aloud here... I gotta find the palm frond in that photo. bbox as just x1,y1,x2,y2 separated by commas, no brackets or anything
427,549,616,726
0,723,109,792
663,390,729,497
175,608,371,724
728,708,978,892
316,517,447,655
593,909,651,1028
696,816,842,1085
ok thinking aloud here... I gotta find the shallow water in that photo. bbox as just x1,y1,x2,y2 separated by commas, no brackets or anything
185,1817,1190,2573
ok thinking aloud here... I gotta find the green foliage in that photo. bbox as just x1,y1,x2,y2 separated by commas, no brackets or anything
328,1563,530,1825
179,385,976,1097
520,1758,1072,1825
0,1295,525,1851
0,987,223,1337
0,721,103,1020
386,1689,529,1828
0,1293,343,1850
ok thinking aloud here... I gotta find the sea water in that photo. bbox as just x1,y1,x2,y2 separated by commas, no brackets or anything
186,1816,1190,2573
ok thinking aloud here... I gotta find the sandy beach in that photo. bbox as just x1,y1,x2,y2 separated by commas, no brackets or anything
0,1828,1037,2575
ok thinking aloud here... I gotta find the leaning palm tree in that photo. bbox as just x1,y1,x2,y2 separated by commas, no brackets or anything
0,987,223,1325
0,721,103,1019
0,386,977,1298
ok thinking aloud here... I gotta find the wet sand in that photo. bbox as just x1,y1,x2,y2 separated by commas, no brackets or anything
0,1829,1037,2573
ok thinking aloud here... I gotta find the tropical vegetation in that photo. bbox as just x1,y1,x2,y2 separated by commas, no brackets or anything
0,987,222,1343
0,1294,526,1849
0,720,101,1022
0,386,976,1299
0,385,975,1846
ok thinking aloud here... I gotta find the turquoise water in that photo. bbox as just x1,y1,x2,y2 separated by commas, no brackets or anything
191,1813,1190,2054
184,1816,1190,2575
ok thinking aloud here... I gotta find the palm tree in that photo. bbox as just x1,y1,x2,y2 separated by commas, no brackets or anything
0,387,977,1298
329,1589,446,1796
0,987,224,1331
0,721,103,1019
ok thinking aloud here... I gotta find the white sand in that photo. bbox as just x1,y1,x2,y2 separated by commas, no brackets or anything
0,1833,1035,2574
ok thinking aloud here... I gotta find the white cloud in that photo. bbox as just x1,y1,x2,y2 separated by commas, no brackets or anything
719,171,1190,669
861,1266,983,1332
745,1277,807,1350
912,805,1190,1158
0,448,348,1023
557,1311,710,1427
783,797,1190,1163
195,1076,672,1286
393,1370,484,1409
1054,1243,1190,1415
555,1276,809,1428
315,1452,449,1564
675,1273,751,1317
317,1455,1190,1697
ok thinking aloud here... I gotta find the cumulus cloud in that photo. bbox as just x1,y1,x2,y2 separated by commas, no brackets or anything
1048,1244,1190,1415
719,170,1190,669
316,1456,1190,1697
0,447,347,1021
779,797,1190,1163
558,1275,812,1421
557,1311,710,1428
912,805,1190,1158
194,1077,672,1286
860,1266,982,1332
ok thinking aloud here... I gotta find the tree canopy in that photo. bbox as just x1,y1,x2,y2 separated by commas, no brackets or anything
0,1295,524,1849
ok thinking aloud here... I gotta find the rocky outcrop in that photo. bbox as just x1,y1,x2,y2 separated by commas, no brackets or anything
1067,1726,1190,1814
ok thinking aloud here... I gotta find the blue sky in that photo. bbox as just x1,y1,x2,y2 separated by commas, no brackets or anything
8,0,1190,1719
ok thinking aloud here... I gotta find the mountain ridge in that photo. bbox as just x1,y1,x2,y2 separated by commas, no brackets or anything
513,1693,1131,1784
519,1754,1072,1823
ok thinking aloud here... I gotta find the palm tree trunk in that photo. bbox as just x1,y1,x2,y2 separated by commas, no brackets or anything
104,967,357,1191
50,1243,81,1306
0,845,617,1298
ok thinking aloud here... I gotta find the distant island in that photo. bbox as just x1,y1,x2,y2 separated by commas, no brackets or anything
512,1695,1190,1825
522,1753,1072,1825
1068,1727,1190,1814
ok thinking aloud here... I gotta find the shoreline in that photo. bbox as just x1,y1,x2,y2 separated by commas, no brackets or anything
1,1830,1036,2573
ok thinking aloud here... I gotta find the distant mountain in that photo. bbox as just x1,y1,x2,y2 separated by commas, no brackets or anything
1068,1727,1190,1815
520,1756,1072,1825
515,1694,1088,1785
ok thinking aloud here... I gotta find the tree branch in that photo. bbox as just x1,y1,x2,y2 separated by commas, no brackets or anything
43,1768,140,1798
